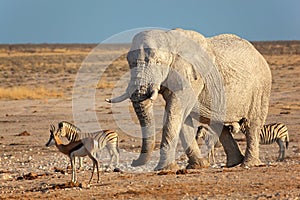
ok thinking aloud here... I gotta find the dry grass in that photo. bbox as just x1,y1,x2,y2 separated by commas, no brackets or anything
0,42,298,100
0,86,63,100
97,80,115,89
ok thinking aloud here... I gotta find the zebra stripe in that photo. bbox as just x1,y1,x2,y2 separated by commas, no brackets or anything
56,121,120,169
260,123,289,147
238,118,289,161
58,121,81,142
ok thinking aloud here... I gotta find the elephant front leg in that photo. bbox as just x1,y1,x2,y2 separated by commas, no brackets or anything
154,98,185,171
219,125,244,167
180,116,209,169
154,119,181,171
131,100,156,167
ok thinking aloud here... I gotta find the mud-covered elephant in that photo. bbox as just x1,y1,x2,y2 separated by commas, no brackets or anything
106,28,272,170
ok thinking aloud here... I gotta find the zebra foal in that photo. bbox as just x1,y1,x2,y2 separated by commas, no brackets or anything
196,126,222,165
238,118,289,161
56,121,120,170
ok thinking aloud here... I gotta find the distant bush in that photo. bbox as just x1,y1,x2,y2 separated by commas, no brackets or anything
252,41,300,55
97,81,115,89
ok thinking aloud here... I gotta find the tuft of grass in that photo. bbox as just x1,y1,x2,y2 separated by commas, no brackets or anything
0,86,63,100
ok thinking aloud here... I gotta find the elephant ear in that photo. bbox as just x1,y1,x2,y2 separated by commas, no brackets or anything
162,54,198,92
162,29,217,93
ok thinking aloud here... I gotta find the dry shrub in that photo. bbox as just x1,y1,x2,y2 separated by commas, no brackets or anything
17,131,31,136
0,86,63,100
97,81,115,89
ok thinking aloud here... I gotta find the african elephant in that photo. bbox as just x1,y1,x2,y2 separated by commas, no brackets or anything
106,28,272,170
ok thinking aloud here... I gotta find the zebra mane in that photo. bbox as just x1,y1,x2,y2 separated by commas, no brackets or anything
59,121,81,132
58,121,81,142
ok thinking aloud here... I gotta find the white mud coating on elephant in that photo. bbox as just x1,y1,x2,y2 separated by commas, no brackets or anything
107,28,272,170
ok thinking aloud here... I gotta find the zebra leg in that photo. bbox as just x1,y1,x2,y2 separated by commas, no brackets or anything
70,154,77,183
207,151,211,165
96,157,100,183
106,145,114,170
110,145,120,168
276,139,285,161
211,147,215,165
115,147,120,168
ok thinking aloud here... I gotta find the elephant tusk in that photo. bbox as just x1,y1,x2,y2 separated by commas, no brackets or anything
105,98,111,103
105,93,129,103
150,89,159,101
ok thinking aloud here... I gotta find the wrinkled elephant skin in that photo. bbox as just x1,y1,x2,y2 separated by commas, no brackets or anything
107,28,272,170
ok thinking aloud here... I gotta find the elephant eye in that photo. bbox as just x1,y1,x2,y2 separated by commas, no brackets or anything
156,59,162,65
129,60,137,68
137,59,146,66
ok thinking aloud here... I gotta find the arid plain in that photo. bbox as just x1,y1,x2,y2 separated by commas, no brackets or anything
0,41,300,199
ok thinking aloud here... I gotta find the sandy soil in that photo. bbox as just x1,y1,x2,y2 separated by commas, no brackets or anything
0,42,300,199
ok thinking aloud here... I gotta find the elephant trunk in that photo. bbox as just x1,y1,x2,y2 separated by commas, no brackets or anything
131,99,156,166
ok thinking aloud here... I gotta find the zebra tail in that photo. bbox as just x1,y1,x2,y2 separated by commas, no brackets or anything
286,131,289,149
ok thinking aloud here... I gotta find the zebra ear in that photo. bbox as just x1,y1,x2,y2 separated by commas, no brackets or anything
238,118,247,126
58,122,63,129
228,125,233,133
50,124,56,134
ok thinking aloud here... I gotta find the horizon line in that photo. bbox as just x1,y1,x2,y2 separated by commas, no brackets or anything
0,39,300,45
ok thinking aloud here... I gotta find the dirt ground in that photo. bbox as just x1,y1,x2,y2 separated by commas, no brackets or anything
0,42,300,199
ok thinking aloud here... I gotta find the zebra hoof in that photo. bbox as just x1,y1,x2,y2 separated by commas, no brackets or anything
113,168,122,172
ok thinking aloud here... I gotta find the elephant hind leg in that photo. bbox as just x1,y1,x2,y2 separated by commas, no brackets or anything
242,87,270,167
242,119,264,167
219,125,244,167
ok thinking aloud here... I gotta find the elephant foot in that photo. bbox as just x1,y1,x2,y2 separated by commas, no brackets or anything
186,157,209,169
131,153,150,167
240,156,262,168
226,154,244,168
154,162,179,171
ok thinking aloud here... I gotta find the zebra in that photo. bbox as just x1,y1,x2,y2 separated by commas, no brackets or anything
237,118,289,161
196,125,222,165
56,121,120,170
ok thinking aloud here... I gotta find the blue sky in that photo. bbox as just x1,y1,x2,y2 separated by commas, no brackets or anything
0,0,299,43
